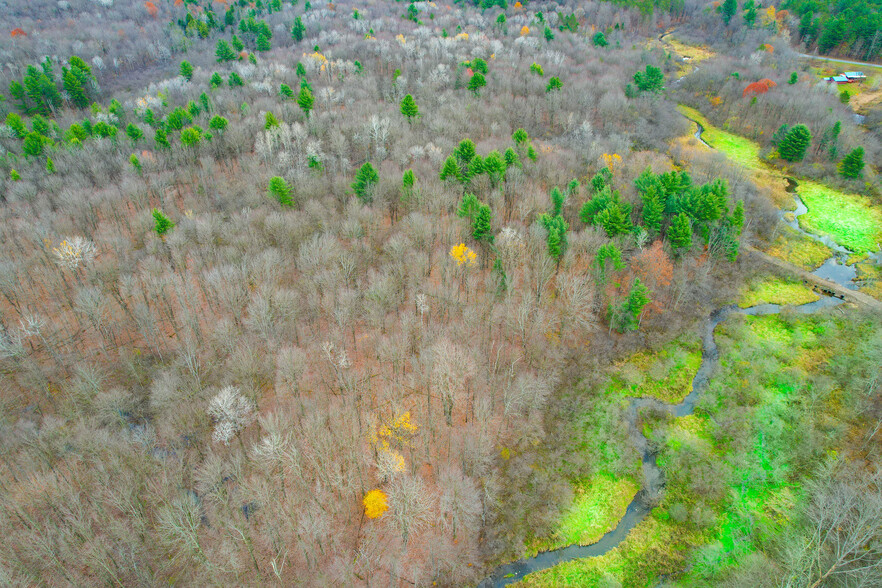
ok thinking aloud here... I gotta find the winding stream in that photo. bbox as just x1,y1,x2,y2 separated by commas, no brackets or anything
478,125,862,588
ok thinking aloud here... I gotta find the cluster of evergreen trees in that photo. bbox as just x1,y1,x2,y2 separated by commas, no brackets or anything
786,0,882,60
174,0,285,39
771,122,865,178
581,167,741,260
440,133,532,191
633,168,743,260
7,56,97,116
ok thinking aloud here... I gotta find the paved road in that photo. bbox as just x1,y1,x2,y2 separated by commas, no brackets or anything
744,246,882,309
798,53,882,69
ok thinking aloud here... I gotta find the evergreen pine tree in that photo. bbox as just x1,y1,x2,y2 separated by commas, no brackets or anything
352,162,379,203
400,94,419,122
719,0,737,25
731,200,745,233
550,187,565,217
154,129,171,149
597,201,632,237
22,132,46,157
440,156,460,183
401,169,416,206
595,243,624,285
483,151,506,187
504,148,521,168
457,193,482,221
467,73,486,95
268,176,295,206
179,60,194,81
9,81,28,113
472,204,493,243
216,40,236,62
634,65,664,93
744,0,757,27
838,146,865,178
641,190,664,236
668,212,693,255
209,115,229,133
611,278,651,333
297,86,314,117
210,73,224,89
126,123,143,144
6,112,29,139
778,124,811,162
31,115,51,137
152,209,175,235
291,16,305,41
540,214,568,260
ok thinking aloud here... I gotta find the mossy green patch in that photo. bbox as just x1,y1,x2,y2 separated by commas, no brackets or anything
797,181,882,254
861,280,882,301
764,225,833,271
857,261,882,301
744,314,807,349
676,105,762,169
739,274,820,308
664,414,714,455
847,253,869,265
608,336,702,403
526,474,640,556
856,260,882,281
516,512,708,587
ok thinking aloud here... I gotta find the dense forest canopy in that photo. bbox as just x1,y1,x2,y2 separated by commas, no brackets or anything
0,0,880,585
785,0,882,59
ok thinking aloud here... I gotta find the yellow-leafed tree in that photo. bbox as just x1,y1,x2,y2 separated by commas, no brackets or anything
363,489,389,518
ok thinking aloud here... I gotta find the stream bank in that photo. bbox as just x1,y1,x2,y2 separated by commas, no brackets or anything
478,117,872,588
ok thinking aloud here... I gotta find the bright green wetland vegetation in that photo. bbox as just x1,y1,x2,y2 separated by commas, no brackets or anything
677,105,882,254
607,336,702,404
738,274,819,308
517,309,882,586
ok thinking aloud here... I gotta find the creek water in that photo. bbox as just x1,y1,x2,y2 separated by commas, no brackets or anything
477,125,862,588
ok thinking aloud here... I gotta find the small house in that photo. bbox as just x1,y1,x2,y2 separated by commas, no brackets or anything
823,75,851,84
844,71,866,81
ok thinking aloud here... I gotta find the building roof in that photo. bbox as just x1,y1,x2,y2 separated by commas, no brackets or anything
844,71,866,78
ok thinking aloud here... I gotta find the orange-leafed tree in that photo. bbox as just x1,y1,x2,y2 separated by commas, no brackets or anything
10,28,27,37
630,241,673,311
144,1,158,17
520,25,529,36
363,489,389,518
742,78,776,97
